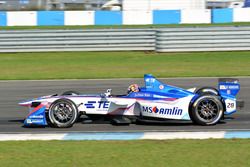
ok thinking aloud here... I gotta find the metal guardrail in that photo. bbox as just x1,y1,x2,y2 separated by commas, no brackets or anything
156,27,250,52
0,29,155,52
1,26,250,53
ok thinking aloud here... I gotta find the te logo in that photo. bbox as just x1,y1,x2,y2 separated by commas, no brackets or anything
85,101,110,109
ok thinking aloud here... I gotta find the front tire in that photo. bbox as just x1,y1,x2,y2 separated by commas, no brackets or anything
62,91,80,96
48,99,78,128
190,95,223,125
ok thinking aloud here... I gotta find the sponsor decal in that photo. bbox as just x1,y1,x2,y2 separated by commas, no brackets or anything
84,101,110,109
159,85,164,90
26,119,32,124
26,119,44,124
219,85,227,90
219,85,239,90
134,93,151,97
142,106,183,115
29,115,44,119
145,78,156,88
153,95,167,98
145,78,155,83
84,101,96,108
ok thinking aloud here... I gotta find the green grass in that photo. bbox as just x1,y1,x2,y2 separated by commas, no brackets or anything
0,51,250,80
0,140,249,167
1,22,250,30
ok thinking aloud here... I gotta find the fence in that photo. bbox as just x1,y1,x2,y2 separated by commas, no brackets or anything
1,8,250,26
1,26,250,53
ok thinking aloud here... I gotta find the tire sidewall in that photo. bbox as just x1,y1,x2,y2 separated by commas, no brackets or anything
190,95,223,125
48,98,78,128
62,91,80,96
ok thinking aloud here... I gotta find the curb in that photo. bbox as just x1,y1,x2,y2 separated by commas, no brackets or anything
0,131,250,141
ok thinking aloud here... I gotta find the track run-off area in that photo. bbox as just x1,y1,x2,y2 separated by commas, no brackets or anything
0,77,249,134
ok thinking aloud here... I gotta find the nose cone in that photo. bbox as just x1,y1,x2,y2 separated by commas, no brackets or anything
19,100,32,107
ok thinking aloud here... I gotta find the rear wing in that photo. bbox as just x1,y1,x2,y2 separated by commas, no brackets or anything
218,78,240,97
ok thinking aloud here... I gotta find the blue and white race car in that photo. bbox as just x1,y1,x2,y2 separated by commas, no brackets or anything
19,74,240,128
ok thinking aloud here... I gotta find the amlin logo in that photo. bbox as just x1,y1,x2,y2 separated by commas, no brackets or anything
142,106,183,115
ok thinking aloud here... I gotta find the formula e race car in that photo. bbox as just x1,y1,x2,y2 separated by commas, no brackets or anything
19,74,241,128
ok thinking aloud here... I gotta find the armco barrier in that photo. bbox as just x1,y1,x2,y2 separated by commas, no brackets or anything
0,29,155,52
1,26,250,53
156,26,250,52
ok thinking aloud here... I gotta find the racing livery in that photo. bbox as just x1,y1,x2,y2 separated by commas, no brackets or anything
19,74,240,128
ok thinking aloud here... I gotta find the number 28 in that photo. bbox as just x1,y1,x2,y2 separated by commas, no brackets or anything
227,103,234,108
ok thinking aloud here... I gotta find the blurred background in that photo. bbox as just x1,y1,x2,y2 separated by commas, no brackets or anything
0,0,248,11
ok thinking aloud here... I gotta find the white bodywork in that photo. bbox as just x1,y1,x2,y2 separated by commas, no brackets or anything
23,94,195,121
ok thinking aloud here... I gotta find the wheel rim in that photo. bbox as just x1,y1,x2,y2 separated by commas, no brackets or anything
196,98,220,123
50,102,75,125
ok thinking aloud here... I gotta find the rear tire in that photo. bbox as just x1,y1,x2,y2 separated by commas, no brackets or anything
48,99,78,128
195,87,219,96
190,95,223,126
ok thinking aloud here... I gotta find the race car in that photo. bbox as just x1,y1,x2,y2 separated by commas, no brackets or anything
19,74,240,128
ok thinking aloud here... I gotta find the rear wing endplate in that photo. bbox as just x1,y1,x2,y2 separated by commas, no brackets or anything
218,78,240,97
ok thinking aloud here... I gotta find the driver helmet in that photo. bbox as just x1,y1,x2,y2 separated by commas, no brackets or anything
127,84,140,94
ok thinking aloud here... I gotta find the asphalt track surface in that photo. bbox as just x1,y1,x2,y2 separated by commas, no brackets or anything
0,77,249,133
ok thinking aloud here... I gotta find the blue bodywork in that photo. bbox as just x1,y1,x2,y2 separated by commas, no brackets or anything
127,74,194,100
24,105,47,126
244,0,250,7
218,80,240,97
126,74,240,116
218,79,240,115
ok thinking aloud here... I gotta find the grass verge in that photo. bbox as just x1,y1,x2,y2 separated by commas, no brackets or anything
0,139,249,167
0,51,249,80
